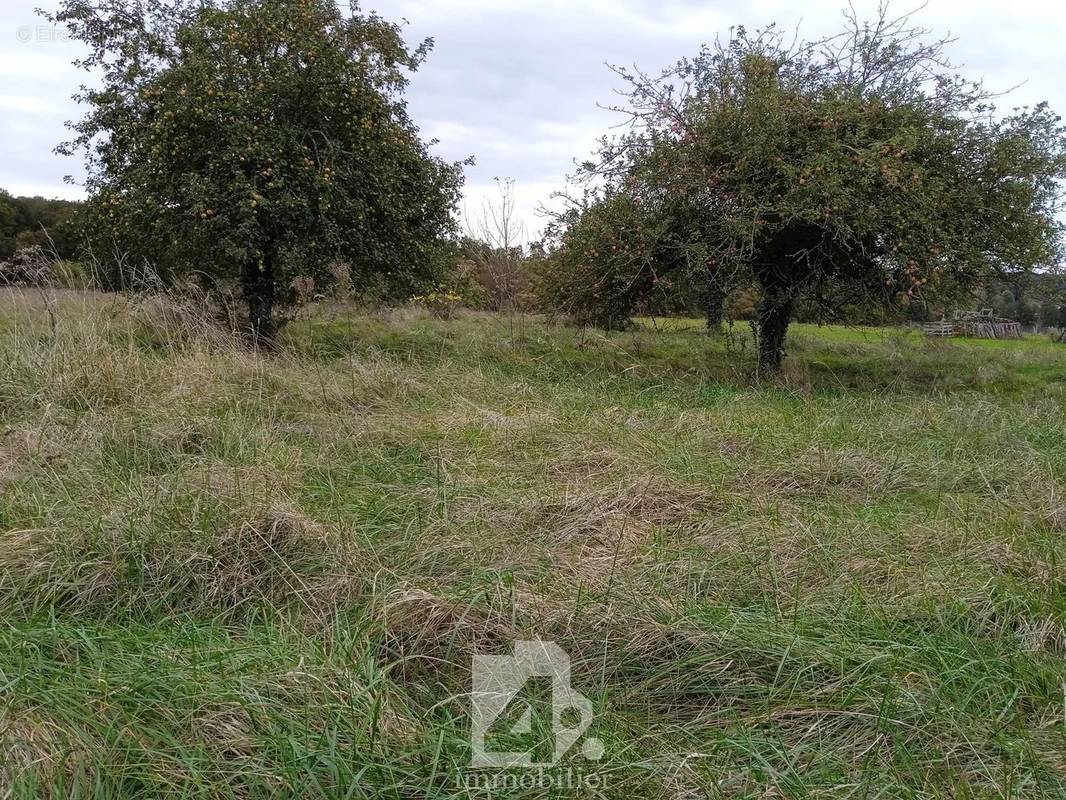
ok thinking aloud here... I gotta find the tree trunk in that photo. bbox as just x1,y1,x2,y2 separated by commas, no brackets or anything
756,289,792,371
705,283,726,332
750,222,825,370
242,256,276,348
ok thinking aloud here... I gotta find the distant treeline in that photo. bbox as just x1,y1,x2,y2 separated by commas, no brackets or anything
0,190,81,261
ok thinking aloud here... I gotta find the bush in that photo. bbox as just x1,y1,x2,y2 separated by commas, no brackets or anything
410,290,464,319
535,194,660,330
0,246,52,287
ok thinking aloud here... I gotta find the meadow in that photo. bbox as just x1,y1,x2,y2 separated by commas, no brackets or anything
0,288,1063,798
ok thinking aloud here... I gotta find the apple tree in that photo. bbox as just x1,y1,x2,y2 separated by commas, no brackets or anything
575,8,1065,367
49,0,465,344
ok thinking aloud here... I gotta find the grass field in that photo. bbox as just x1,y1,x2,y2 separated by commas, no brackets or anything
0,289,1064,798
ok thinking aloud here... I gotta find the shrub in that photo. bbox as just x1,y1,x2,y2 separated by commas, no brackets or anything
410,290,463,320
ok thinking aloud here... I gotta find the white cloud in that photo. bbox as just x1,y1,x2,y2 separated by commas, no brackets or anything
0,94,65,114
3,180,83,200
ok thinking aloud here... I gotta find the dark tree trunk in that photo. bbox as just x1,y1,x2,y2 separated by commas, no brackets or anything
752,223,817,370
756,287,793,371
705,283,726,332
242,256,276,348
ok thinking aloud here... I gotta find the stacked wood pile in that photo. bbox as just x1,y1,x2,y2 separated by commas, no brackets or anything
954,309,1022,339
922,309,1023,339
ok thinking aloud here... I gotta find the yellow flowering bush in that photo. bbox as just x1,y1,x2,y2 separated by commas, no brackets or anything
411,290,463,319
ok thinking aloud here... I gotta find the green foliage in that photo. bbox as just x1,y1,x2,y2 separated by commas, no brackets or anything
979,274,1066,329
565,8,1066,366
0,190,80,262
0,193,14,262
538,190,724,328
441,248,494,310
49,0,465,340
538,193,654,329
454,237,531,312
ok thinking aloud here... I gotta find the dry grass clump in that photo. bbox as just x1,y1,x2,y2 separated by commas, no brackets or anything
132,290,241,350
196,460,305,498
1025,484,1066,533
206,509,362,615
306,356,430,414
0,507,363,620
491,476,727,590
749,446,913,499
540,476,723,544
464,404,546,433
190,706,258,768
378,586,515,666
1015,615,1066,655
0,326,154,412
0,708,91,798
1043,502,1066,531
551,601,705,673
0,427,57,486
547,444,626,482
974,538,1056,585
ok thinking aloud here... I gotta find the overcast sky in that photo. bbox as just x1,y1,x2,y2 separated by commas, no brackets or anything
2,0,1063,239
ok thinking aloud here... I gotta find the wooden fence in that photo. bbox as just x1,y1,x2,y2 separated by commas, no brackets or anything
921,321,954,337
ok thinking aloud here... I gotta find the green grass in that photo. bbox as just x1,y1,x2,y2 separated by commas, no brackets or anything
0,290,1064,798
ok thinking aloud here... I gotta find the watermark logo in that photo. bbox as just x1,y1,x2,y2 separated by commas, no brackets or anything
470,640,603,769
15,25,71,44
